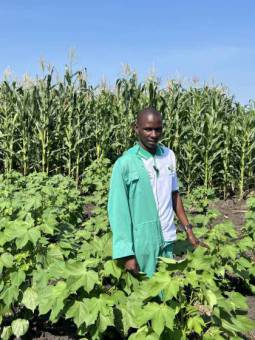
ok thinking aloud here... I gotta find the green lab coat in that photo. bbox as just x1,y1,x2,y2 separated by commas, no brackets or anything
108,144,169,277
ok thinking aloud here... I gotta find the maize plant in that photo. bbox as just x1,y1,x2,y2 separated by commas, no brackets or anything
0,67,254,197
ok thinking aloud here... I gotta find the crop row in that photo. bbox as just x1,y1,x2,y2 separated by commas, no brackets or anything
0,167,254,339
0,68,254,197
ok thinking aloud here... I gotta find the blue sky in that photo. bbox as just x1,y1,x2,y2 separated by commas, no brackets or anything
1,0,254,104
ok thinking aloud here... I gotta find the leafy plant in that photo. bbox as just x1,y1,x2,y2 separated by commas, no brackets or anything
1,68,255,197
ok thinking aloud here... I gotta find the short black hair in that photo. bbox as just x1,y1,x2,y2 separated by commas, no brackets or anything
137,107,162,124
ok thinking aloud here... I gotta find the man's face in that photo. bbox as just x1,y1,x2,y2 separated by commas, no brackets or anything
135,113,163,153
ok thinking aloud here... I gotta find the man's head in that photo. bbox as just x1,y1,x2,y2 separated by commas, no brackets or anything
135,107,163,154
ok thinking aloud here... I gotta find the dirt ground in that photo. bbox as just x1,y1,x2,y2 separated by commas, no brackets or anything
212,198,247,230
21,199,255,339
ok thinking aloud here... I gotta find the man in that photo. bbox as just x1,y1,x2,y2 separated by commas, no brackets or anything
108,107,201,277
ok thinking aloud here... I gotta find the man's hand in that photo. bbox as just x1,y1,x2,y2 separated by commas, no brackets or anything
172,192,207,249
123,256,140,275
186,231,200,248
186,229,209,249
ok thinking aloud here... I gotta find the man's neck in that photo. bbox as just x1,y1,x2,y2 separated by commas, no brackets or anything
138,142,157,155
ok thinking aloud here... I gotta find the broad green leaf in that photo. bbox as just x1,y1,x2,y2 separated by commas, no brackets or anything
110,290,126,304
0,303,12,323
0,253,13,268
104,260,122,279
66,270,99,293
151,304,175,336
217,266,225,277
122,271,140,294
38,281,69,316
40,222,54,235
82,297,101,327
4,224,27,242
205,290,217,308
219,245,238,260
203,326,224,340
119,302,141,334
50,297,66,322
10,270,25,286
139,303,175,336
232,315,255,332
47,244,63,263
65,261,86,276
159,257,178,264
250,284,255,294
22,287,38,312
237,257,252,269
221,317,244,333
188,253,213,271
128,326,149,340
162,279,180,301
192,214,209,225
145,333,159,340
15,233,29,249
201,271,217,288
0,280,3,293
66,301,88,327
1,326,13,340
225,291,248,311
0,232,6,247
237,237,253,251
28,227,41,245
83,258,101,269
32,268,49,289
0,286,19,306
48,260,66,278
159,257,188,272
187,315,205,335
11,319,29,337
41,212,57,235
83,295,114,328
184,270,199,286
192,246,208,257
138,271,171,299
59,241,73,250
217,296,235,314
210,223,237,240
97,306,114,333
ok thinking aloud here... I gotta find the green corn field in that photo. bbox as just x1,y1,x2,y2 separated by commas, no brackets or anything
0,67,254,198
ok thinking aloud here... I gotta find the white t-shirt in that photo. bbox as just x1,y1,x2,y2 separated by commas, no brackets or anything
139,145,179,241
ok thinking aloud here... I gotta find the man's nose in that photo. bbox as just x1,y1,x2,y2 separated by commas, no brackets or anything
151,130,157,137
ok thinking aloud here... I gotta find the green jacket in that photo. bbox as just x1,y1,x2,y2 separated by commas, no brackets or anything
108,144,165,277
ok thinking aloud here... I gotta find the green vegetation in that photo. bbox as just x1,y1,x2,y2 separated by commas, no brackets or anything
0,69,254,338
0,169,254,339
0,68,254,197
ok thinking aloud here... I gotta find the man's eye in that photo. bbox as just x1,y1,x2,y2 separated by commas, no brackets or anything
143,128,162,132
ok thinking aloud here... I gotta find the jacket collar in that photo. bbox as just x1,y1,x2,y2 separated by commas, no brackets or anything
136,143,163,159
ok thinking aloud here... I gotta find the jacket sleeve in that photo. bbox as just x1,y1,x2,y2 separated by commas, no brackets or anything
108,160,135,259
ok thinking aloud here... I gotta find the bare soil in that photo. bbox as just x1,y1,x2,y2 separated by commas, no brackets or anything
212,198,247,231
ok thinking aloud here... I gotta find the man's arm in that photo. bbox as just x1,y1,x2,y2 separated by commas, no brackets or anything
172,191,200,247
108,161,140,274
